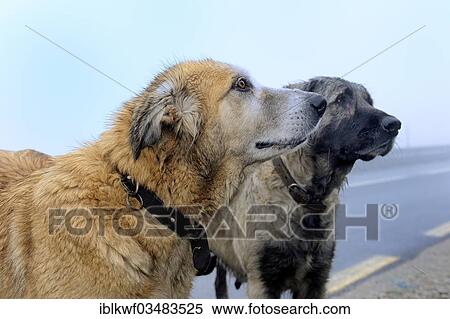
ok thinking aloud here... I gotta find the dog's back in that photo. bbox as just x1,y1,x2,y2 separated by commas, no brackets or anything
0,149,53,191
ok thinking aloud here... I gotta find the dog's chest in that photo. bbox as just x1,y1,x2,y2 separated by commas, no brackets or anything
144,238,196,298
257,199,336,294
164,239,197,298
107,234,196,298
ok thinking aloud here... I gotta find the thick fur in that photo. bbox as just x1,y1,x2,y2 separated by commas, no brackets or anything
0,60,323,298
211,77,401,298
0,150,53,191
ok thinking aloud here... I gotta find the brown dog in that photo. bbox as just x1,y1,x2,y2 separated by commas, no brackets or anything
0,60,325,298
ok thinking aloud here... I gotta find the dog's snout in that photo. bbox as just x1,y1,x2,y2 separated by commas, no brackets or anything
381,116,401,134
309,95,327,116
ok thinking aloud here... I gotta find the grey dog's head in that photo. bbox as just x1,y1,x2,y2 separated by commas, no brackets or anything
288,77,401,163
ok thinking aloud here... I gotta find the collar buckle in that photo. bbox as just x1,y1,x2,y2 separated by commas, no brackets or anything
120,175,144,209
288,183,302,192
273,157,311,204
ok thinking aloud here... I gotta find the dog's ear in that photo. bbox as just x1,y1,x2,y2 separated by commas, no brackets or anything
285,79,319,93
130,79,202,160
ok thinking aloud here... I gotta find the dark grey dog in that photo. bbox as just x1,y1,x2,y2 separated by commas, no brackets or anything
211,77,401,298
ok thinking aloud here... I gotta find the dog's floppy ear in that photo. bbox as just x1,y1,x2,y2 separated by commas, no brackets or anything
130,79,202,160
286,78,319,93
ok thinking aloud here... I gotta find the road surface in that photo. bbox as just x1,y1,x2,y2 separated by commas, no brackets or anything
191,145,450,298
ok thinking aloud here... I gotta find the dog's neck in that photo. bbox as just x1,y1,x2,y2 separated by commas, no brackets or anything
282,144,355,201
97,96,244,218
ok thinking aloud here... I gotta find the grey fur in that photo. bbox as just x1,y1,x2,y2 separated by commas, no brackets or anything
130,95,166,159
211,77,401,298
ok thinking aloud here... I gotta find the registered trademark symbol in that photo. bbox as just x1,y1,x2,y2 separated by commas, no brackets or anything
380,204,399,220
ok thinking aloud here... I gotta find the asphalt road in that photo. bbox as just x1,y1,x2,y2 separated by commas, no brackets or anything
192,145,450,298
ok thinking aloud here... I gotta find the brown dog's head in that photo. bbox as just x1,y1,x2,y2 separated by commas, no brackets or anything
130,60,326,167
288,77,401,163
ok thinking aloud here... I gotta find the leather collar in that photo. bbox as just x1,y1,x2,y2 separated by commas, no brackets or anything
272,157,311,204
272,157,325,209
120,174,216,276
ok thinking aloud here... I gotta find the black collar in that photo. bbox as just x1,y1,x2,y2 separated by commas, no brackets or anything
272,157,310,204
120,174,216,276
272,157,325,209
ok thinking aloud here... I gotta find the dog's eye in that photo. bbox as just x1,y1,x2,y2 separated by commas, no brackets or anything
234,77,251,92
336,88,353,105
336,94,346,105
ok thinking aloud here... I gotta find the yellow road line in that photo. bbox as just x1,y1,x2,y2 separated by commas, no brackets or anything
327,255,399,295
424,221,450,237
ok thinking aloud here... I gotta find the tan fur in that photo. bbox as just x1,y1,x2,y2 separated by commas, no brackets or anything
0,60,320,298
0,61,236,298
0,150,53,191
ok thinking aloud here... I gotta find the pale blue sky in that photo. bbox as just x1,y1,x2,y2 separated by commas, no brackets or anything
1,0,449,155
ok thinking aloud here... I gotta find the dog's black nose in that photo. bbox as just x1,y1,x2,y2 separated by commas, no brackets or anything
381,116,402,134
309,95,327,116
